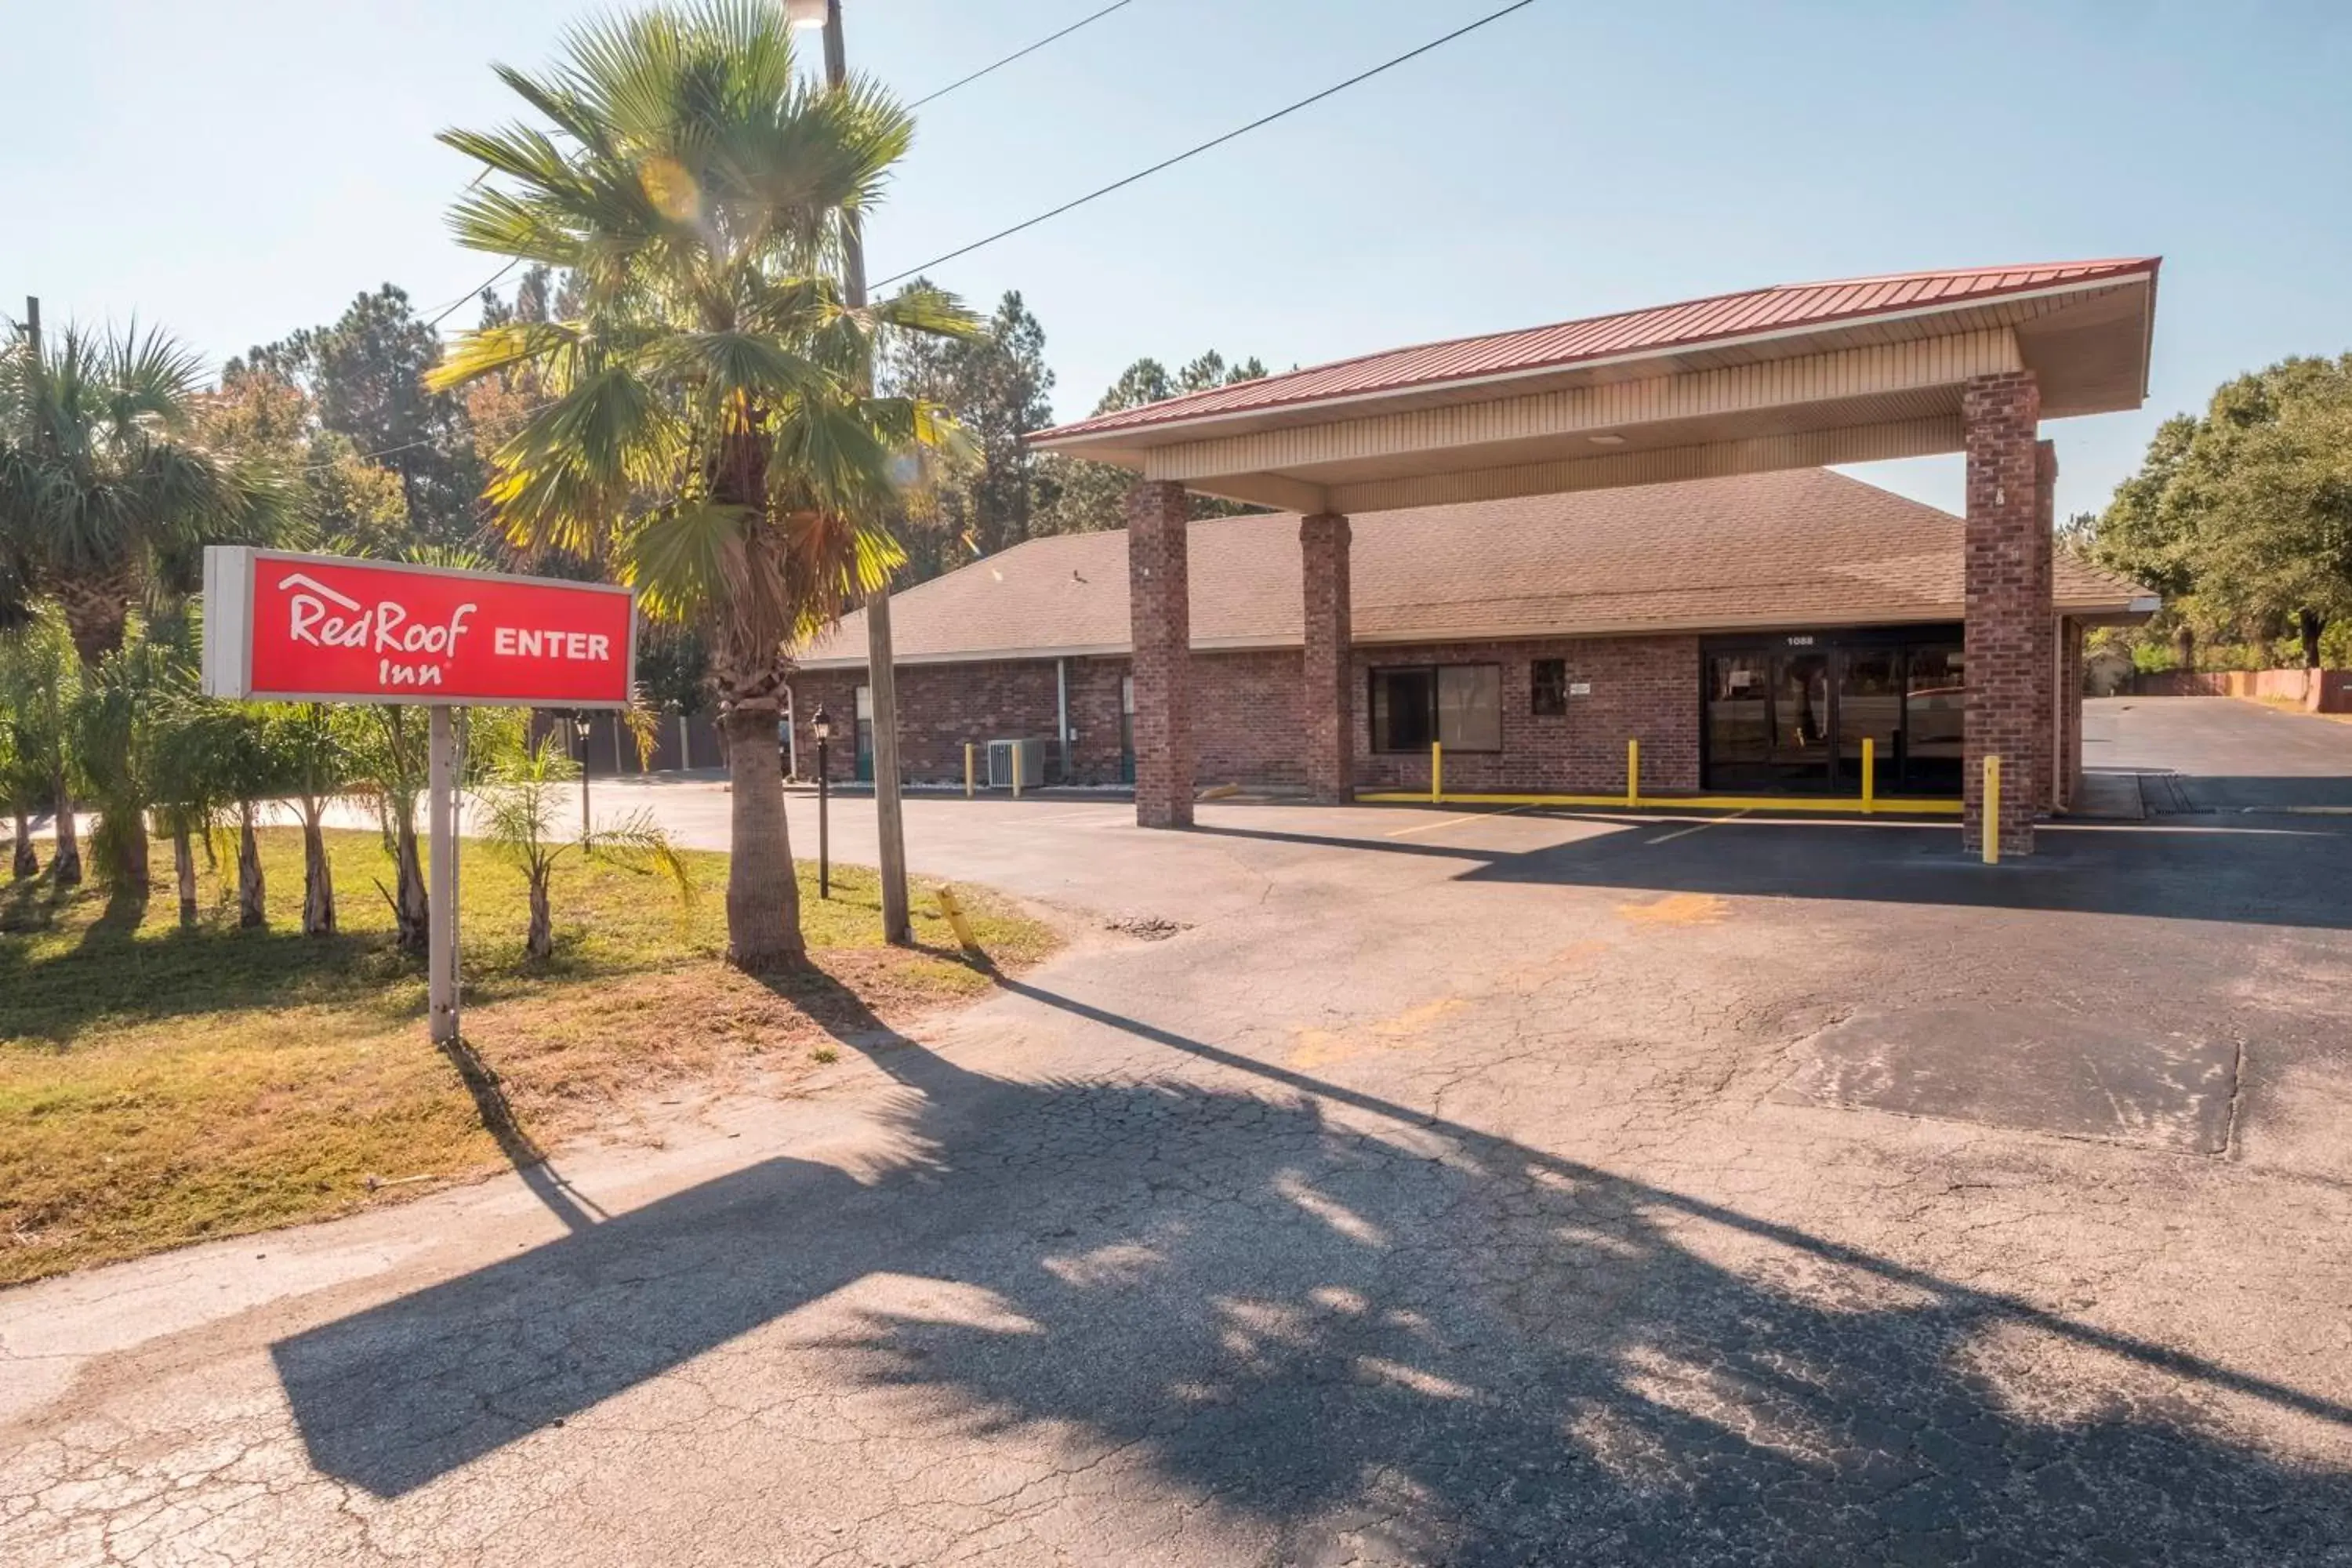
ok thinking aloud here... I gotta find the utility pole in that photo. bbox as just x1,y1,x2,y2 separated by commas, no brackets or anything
805,0,913,944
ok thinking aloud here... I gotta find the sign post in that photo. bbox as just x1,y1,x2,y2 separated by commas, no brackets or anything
204,548,637,1046
428,707,459,1043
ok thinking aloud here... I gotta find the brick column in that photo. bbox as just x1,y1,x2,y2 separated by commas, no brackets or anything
1127,480,1194,829
1962,372,2045,857
2059,617,2085,811
1299,512,1353,803
2032,439,2060,812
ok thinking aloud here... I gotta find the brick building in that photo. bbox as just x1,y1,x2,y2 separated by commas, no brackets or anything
786,467,2149,805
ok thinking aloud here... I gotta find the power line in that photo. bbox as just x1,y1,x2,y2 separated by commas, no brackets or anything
425,257,523,331
873,0,1538,289
907,0,1134,108
426,2,1146,332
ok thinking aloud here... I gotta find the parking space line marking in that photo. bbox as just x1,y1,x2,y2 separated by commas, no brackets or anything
1646,809,1749,844
1385,805,1528,838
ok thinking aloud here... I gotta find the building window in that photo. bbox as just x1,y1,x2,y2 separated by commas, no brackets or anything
1370,664,1503,752
1531,659,1568,716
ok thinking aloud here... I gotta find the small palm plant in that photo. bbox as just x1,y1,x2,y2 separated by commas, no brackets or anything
216,709,288,929
477,733,691,961
272,704,351,936
151,693,238,928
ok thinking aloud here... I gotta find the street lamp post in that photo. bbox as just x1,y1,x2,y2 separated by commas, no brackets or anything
572,711,593,844
811,703,833,899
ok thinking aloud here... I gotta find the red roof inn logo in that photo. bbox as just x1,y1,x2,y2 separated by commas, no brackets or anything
202,547,636,707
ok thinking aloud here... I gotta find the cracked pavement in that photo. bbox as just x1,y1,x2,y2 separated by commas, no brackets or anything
5,699,2351,1565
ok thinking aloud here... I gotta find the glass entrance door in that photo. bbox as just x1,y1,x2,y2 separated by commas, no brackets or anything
1835,648,1901,793
1705,649,1834,790
1704,652,1771,789
1769,651,1834,787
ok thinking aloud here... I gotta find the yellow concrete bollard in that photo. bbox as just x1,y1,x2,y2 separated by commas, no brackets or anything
1626,738,1640,807
935,884,980,953
1983,753,2002,865
964,742,975,799
1861,737,1875,815
1430,741,1443,804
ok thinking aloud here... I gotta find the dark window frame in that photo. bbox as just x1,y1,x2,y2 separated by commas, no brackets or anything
1530,658,1569,717
1367,662,1505,753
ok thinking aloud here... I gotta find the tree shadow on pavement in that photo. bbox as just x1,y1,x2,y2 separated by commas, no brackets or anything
270,978,2352,1563
1192,811,2352,931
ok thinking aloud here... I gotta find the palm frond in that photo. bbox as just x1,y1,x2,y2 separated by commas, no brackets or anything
586,808,696,909
867,283,981,342
618,498,754,627
426,319,586,392
640,329,835,409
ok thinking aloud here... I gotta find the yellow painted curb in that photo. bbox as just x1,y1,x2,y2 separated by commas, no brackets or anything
1358,791,1963,816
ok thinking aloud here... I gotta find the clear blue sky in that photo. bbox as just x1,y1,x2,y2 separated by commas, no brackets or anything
8,0,2350,521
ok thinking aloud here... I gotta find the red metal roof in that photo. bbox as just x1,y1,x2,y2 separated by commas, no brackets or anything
1034,258,2161,444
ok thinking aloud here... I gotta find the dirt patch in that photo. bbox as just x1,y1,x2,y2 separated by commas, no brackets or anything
1107,915,1191,942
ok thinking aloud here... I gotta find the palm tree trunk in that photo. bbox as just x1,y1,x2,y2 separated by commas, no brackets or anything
301,804,336,936
52,771,82,888
10,810,34,880
527,869,554,961
721,706,804,971
116,809,151,891
174,829,198,929
55,573,132,673
237,801,265,927
391,800,427,953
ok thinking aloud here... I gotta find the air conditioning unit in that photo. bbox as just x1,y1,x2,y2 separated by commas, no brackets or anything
986,738,1044,789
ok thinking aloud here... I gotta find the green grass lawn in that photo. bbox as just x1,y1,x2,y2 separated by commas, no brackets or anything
0,826,1058,1287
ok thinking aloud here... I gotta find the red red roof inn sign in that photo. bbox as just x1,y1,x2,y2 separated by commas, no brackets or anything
202,546,636,707
203,546,637,1047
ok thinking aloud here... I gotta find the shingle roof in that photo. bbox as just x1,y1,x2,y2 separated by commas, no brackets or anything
1033,259,2161,445
796,470,2148,669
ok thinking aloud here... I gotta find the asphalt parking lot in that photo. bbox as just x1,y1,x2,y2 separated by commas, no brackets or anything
5,698,2350,1565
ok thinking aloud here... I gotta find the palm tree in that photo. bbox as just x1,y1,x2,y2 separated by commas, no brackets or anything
0,318,288,672
0,611,81,886
152,691,238,928
69,618,193,894
428,0,973,971
477,733,691,961
0,683,39,881
0,564,46,879
273,704,352,937
217,710,285,930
